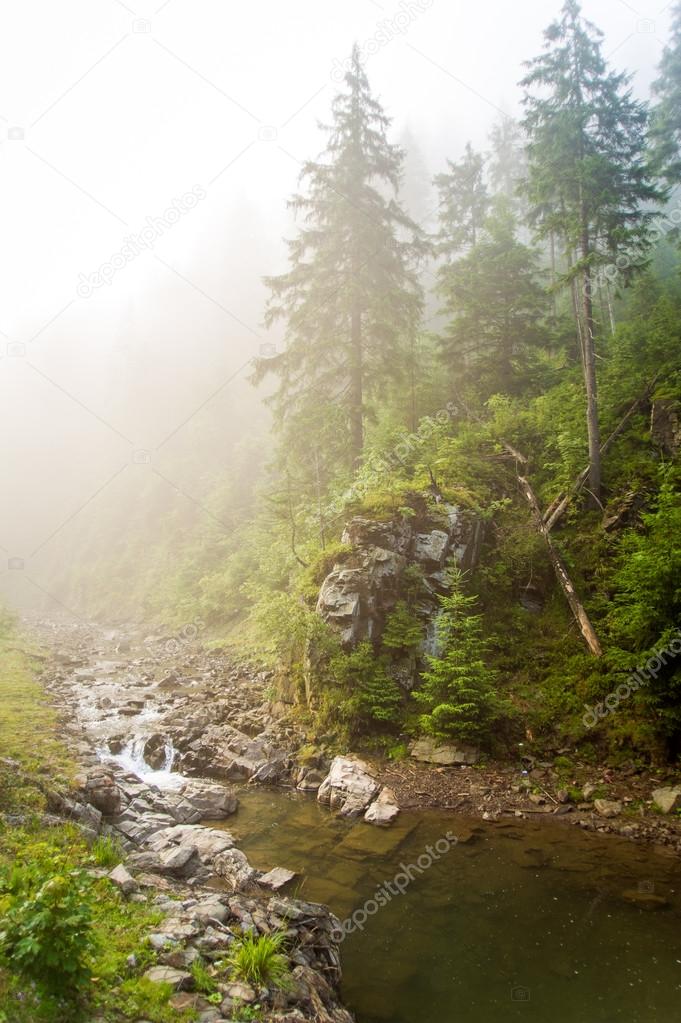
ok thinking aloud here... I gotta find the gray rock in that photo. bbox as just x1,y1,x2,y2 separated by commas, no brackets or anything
594,799,622,819
257,867,296,890
364,786,400,826
409,737,479,766
317,756,379,817
213,848,256,891
144,965,192,989
108,864,137,895
652,786,681,814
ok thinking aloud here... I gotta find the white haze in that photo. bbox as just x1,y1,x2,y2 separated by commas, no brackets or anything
0,0,672,615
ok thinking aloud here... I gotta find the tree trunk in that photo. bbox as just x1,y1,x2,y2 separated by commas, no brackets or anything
518,475,603,657
543,371,663,532
580,248,601,504
349,301,363,467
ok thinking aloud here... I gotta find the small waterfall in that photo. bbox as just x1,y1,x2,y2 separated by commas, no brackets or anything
99,736,184,791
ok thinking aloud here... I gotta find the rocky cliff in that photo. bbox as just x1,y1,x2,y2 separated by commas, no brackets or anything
315,502,480,654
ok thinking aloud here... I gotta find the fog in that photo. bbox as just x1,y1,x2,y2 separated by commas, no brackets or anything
0,0,672,617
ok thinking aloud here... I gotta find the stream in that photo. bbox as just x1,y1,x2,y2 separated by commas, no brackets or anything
41,621,681,1022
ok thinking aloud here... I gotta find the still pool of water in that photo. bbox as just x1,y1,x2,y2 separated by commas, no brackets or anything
224,786,681,1023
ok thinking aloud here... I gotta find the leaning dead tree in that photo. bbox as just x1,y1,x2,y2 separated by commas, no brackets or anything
452,396,603,654
542,372,664,533
518,476,603,657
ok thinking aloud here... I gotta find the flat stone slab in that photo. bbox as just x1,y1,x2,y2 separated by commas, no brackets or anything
144,965,191,989
258,867,296,890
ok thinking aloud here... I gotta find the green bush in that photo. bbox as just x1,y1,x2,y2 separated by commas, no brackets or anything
0,846,95,1000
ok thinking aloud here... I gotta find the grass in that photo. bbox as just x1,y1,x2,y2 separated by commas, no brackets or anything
0,612,74,811
90,834,124,868
226,931,290,989
0,611,195,1023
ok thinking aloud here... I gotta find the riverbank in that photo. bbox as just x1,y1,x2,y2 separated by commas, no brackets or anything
31,614,681,859
0,616,353,1023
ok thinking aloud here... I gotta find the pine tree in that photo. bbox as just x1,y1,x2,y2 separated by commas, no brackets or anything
414,569,501,744
521,0,663,502
437,198,548,397
434,142,489,256
488,116,528,213
254,45,426,471
651,1,681,185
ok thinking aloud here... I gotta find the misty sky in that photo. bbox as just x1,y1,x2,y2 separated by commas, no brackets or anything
0,0,674,607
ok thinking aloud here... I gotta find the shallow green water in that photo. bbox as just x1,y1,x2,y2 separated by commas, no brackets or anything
226,787,681,1023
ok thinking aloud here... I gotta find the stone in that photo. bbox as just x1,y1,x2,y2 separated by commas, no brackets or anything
621,889,669,910
317,756,379,816
147,825,234,863
80,767,121,816
582,783,597,800
159,844,199,876
144,965,192,990
409,737,479,766
594,799,622,819
190,900,229,924
258,867,296,890
364,787,400,826
179,781,238,818
652,786,681,814
213,848,256,890
223,981,256,1003
108,864,137,895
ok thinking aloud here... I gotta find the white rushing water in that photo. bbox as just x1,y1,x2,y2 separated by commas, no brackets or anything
99,736,185,791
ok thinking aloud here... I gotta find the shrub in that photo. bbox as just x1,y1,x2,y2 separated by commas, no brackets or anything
0,847,95,999
414,568,505,744
227,931,290,988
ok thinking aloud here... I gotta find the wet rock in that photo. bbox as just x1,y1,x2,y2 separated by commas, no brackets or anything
297,769,325,792
409,737,479,766
621,889,670,910
317,757,379,817
594,799,622,819
364,787,400,826
258,867,297,891
179,781,238,819
652,786,681,814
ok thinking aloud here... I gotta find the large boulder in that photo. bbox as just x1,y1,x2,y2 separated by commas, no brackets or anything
317,757,379,817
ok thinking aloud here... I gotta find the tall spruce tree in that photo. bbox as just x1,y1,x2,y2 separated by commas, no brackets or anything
521,0,662,502
255,45,425,470
437,198,548,397
434,142,489,256
651,1,681,185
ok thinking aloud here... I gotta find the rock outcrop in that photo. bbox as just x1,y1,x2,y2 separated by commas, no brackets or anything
317,756,399,825
316,504,477,651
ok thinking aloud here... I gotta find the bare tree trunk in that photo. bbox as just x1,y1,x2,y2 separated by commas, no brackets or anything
518,475,603,657
581,232,602,504
349,300,363,467
543,371,663,532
